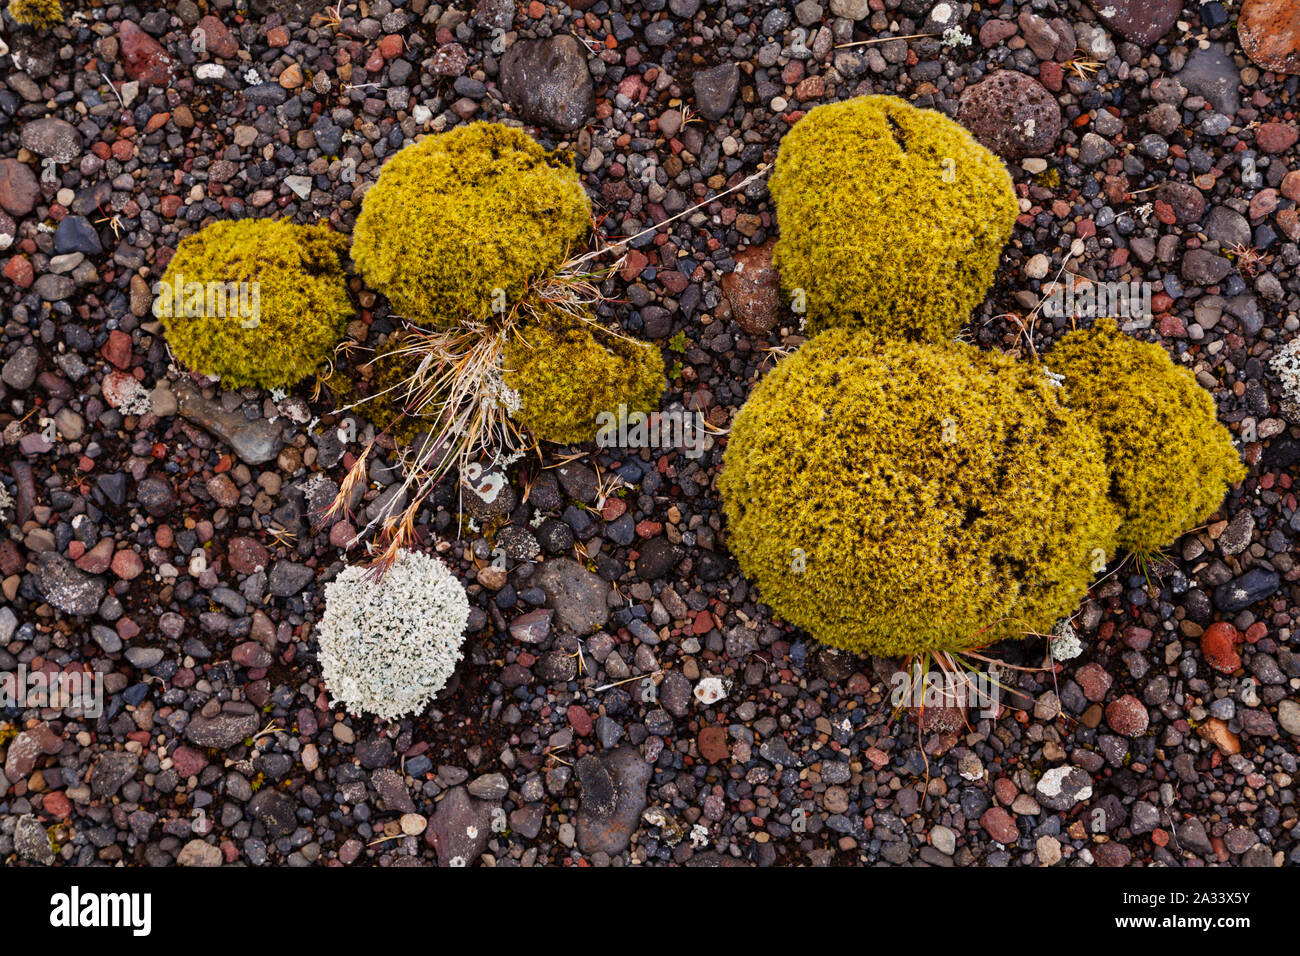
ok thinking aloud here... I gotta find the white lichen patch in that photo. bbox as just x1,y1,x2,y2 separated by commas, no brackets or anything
102,374,153,416
316,550,470,720
1049,618,1083,660
1037,765,1091,801
1270,337,1300,407
941,26,973,48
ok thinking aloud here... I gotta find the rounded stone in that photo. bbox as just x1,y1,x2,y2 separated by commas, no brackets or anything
957,71,1062,159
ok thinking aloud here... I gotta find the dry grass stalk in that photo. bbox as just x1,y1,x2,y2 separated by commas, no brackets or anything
323,167,772,572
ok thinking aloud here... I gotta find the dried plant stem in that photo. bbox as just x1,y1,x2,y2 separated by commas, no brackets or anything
324,166,772,570
834,33,937,49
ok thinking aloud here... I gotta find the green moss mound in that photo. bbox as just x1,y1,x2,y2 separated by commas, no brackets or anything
8,0,62,27
719,328,1120,657
352,123,591,323
505,312,666,445
1048,318,1247,555
157,219,353,389
768,95,1018,341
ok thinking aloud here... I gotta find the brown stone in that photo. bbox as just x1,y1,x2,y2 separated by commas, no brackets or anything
119,20,176,87
226,536,269,575
206,474,240,509
698,725,730,763
721,240,780,335
1198,717,1241,755
1086,0,1180,46
197,15,239,59
957,70,1062,159
980,806,1019,843
1105,694,1149,737
111,549,144,581
0,159,39,218
3,255,34,288
1239,0,1300,75
102,329,132,370
1075,662,1113,702
1202,621,1243,673
1257,121,1299,154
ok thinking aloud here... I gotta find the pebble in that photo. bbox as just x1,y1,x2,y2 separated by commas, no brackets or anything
576,748,651,856
20,117,82,164
957,72,1061,159
1035,766,1093,811
1085,0,1180,46
499,36,594,132
1105,695,1150,737
534,559,609,635
694,62,741,121
721,240,780,334
1239,0,1300,75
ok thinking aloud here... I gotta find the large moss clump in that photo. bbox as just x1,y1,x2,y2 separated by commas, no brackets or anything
8,0,62,27
768,95,1018,341
504,311,666,445
156,219,352,389
1048,318,1247,555
719,328,1120,657
351,122,591,323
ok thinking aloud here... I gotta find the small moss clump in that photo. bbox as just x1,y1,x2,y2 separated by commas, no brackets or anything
1048,318,1247,555
156,219,352,389
719,328,1119,657
768,95,1018,341
8,0,62,28
352,123,591,323
323,336,436,445
504,311,666,445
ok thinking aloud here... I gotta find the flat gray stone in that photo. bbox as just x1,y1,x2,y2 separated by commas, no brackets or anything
534,558,609,636
1177,43,1240,116
34,552,105,616
184,711,259,749
500,36,594,132
174,378,282,465
576,747,651,856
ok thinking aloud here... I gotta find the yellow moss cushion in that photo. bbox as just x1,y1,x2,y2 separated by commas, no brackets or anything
504,311,665,445
768,95,1019,341
351,123,591,324
719,328,1120,656
8,0,62,28
1048,318,1247,555
156,219,352,389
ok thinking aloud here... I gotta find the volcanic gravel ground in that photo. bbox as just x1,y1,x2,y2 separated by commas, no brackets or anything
0,0,1297,867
